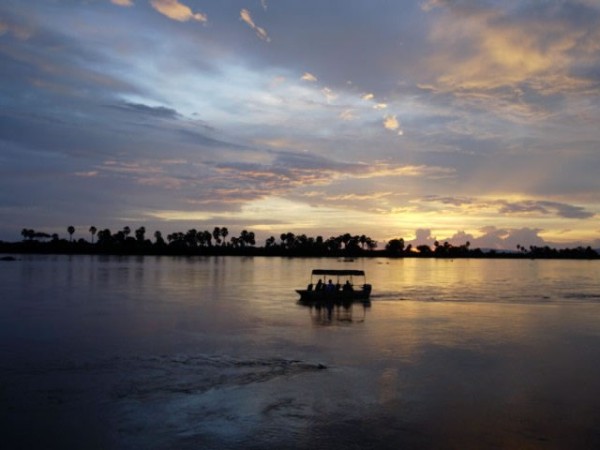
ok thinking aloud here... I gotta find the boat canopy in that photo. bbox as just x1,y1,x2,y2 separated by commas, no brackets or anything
311,269,365,276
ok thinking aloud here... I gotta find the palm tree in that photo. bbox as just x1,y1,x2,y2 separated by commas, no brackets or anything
89,226,97,244
366,237,377,251
202,230,212,247
239,230,255,247
135,226,146,242
341,233,352,249
185,229,198,248
220,227,229,245
97,229,112,245
67,226,75,242
212,227,221,245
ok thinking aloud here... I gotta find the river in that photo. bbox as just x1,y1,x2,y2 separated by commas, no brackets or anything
1,255,600,449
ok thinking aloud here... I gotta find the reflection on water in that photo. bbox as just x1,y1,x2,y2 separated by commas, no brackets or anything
1,255,600,449
297,300,370,326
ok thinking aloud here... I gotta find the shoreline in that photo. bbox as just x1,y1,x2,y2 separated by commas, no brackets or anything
1,245,598,260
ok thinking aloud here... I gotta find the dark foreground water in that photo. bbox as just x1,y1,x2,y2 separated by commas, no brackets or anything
1,255,600,449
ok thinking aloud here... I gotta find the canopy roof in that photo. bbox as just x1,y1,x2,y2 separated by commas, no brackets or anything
311,269,365,276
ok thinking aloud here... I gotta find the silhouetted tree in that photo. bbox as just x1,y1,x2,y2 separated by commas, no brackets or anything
154,230,165,246
21,228,35,241
386,238,405,255
198,230,212,247
417,244,432,255
89,226,97,244
221,227,229,246
212,227,221,245
135,227,145,242
67,226,75,242
97,229,113,245
265,236,276,248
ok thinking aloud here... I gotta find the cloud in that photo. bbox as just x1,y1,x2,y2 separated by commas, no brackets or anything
321,192,394,202
240,9,270,42
423,1,600,101
421,195,473,207
110,102,180,119
0,17,33,40
111,0,134,6
74,171,99,177
212,152,455,202
498,200,595,219
150,0,207,23
407,226,548,250
339,109,356,121
470,226,547,250
383,114,403,134
383,114,398,130
321,87,337,102
421,196,596,220
301,72,317,82
362,93,374,100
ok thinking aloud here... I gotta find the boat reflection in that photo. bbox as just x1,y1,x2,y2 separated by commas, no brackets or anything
297,299,370,326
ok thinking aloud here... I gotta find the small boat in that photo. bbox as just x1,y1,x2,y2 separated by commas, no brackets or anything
296,269,372,302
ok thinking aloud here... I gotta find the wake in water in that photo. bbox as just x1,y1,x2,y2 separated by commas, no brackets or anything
113,355,327,400
368,290,600,304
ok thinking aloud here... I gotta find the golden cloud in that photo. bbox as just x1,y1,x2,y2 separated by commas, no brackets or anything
150,0,207,23
111,0,134,6
301,72,318,82
383,114,402,134
240,9,270,42
425,4,600,97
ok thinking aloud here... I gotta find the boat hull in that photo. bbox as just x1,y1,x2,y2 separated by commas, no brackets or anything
295,288,371,302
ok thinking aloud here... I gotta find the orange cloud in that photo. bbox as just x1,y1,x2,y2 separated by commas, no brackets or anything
240,9,270,42
150,0,207,23
111,0,134,6
301,72,317,82
424,4,600,97
383,114,403,135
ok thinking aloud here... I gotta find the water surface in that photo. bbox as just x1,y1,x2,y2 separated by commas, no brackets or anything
1,256,600,449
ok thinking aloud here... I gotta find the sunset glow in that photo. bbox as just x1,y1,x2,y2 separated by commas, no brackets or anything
1,1,599,249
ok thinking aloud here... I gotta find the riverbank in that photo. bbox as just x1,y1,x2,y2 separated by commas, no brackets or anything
1,240,598,259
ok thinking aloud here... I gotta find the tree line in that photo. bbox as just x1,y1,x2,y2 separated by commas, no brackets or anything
3,226,598,259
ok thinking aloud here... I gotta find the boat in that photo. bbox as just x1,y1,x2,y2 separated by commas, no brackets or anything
296,269,372,302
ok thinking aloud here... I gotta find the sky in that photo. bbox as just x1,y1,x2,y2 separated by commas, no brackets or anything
1,0,600,249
